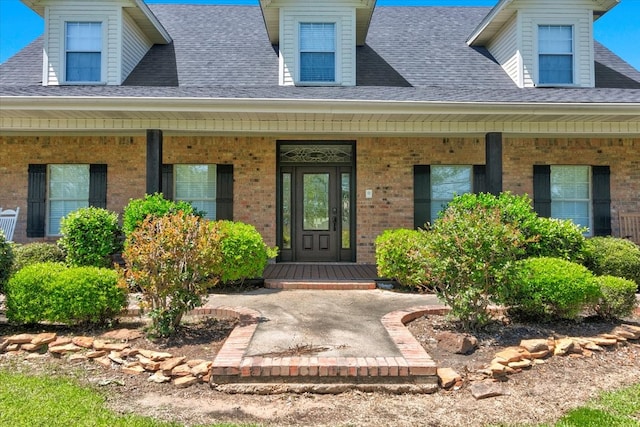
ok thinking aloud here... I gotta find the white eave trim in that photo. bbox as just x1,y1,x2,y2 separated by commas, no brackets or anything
467,0,514,46
1,95,639,118
131,0,172,44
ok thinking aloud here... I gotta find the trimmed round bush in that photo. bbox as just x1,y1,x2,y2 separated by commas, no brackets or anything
0,231,14,293
59,207,121,268
594,275,638,319
122,193,202,237
445,192,586,261
375,228,431,289
12,242,65,272
6,262,126,325
214,220,278,284
583,237,640,289
508,257,600,321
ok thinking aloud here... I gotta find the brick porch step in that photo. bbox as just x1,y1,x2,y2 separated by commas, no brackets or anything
264,280,376,290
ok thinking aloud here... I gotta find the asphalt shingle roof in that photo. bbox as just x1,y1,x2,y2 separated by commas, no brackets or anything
1,5,639,103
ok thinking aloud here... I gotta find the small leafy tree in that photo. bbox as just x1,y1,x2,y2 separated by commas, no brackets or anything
58,207,120,268
426,204,526,330
120,212,221,337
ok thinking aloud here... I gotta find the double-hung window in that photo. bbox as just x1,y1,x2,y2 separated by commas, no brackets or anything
299,23,336,83
48,164,90,235
65,21,102,82
174,164,217,220
430,165,473,221
538,25,573,85
550,165,591,231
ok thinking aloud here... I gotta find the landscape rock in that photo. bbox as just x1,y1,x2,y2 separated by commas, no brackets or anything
620,324,640,338
6,344,20,352
508,359,532,369
108,351,125,365
20,343,43,352
437,367,461,389
583,342,604,352
554,338,576,356
519,339,549,353
7,334,34,344
495,347,531,363
31,333,57,345
613,328,638,340
0,340,8,352
68,354,88,363
191,361,212,377
529,350,549,359
86,350,108,359
160,356,187,372
94,356,112,368
591,336,618,346
49,337,72,348
148,372,171,383
436,331,478,355
49,343,82,355
72,336,95,349
138,349,173,361
174,375,199,388
102,342,131,352
470,380,507,399
170,363,193,377
187,359,208,368
102,328,144,341
122,365,146,375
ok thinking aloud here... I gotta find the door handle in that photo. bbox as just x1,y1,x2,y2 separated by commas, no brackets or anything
333,216,338,231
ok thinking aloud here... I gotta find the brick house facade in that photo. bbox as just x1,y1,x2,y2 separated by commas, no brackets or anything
1,0,639,264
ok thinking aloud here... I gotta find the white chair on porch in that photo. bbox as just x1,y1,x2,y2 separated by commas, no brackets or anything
0,207,19,241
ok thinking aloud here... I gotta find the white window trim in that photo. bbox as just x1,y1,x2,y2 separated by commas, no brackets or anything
534,21,577,87
60,16,108,85
550,165,593,236
293,16,342,86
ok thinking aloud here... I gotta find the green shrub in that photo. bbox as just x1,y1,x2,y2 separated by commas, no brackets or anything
526,216,586,261
0,231,15,293
213,220,278,284
593,275,638,319
6,263,125,325
58,207,120,268
120,212,221,337
583,237,640,288
426,204,526,330
375,228,432,288
444,192,586,261
12,242,65,272
508,257,600,321
122,193,202,237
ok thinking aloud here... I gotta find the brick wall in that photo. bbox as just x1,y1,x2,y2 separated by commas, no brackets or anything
1,134,638,265
503,137,640,238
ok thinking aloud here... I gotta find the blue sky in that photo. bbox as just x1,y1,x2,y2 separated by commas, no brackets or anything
1,0,638,70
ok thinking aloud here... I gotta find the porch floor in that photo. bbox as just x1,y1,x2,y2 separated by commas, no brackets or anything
263,263,378,281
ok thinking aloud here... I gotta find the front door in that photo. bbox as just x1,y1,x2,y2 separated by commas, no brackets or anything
295,167,340,262
277,143,355,262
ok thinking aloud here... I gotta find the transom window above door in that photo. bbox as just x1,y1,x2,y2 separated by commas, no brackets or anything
299,22,336,83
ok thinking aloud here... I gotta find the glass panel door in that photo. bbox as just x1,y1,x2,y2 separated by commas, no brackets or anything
303,173,330,231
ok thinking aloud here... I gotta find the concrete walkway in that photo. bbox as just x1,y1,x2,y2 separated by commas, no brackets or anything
202,288,442,358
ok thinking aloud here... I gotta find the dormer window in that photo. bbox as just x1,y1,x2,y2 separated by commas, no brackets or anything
65,22,102,83
299,23,336,83
538,25,574,85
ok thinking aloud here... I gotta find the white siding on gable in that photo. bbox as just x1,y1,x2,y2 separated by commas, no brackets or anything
122,10,152,82
487,14,521,87
517,0,594,87
44,2,122,86
279,5,356,86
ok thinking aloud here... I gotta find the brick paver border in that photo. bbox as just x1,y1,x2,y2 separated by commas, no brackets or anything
208,304,450,385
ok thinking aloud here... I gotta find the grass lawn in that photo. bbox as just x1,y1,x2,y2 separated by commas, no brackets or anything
0,369,245,427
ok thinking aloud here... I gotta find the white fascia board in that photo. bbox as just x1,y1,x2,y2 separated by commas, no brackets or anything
1,96,639,118
131,0,172,44
467,0,514,46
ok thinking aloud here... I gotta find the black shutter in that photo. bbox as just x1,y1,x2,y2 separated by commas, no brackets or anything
162,164,174,200
413,165,430,228
592,166,611,236
473,165,487,194
27,164,47,237
533,165,551,218
216,164,234,220
89,164,107,208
